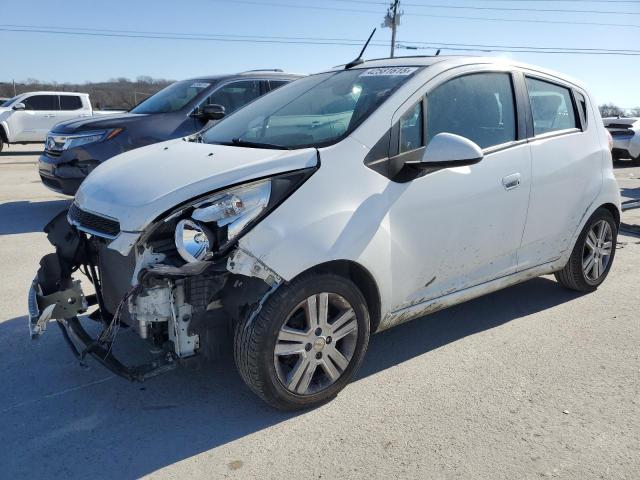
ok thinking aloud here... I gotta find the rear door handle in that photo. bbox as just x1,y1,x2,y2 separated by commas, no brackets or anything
44,114,56,118
502,173,521,191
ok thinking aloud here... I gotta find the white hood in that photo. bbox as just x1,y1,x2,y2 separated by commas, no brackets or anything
75,139,318,232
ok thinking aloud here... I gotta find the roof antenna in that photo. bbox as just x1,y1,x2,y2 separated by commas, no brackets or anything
345,28,376,69
435,49,441,56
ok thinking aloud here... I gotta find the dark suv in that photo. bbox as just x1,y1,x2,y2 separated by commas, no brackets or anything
38,70,303,194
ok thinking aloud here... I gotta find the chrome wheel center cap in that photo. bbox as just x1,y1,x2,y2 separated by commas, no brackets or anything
313,337,326,351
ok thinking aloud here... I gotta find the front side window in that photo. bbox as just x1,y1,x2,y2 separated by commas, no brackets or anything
205,80,262,115
525,77,577,135
399,101,424,153
131,80,212,114
203,67,420,149
22,95,58,111
427,72,517,149
59,95,83,111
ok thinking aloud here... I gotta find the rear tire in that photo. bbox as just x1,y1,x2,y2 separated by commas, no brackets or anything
234,272,370,410
0,136,4,153
555,208,617,292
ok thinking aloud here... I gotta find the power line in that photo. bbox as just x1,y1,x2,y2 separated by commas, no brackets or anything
3,25,640,56
334,0,640,15
212,0,640,28
346,0,640,3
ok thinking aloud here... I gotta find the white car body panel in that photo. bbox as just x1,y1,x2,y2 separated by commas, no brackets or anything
72,56,621,333
75,139,319,232
518,82,607,269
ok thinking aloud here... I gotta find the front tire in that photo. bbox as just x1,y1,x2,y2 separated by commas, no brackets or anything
555,208,617,292
234,272,370,410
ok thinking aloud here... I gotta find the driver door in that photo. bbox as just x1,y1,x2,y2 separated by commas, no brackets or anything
384,69,532,310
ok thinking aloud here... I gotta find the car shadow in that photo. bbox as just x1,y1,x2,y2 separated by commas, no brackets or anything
620,187,640,200
0,199,71,235
0,276,583,477
0,150,43,156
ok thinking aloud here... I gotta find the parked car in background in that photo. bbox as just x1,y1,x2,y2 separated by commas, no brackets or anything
29,57,619,410
603,117,640,165
0,92,123,152
38,70,303,194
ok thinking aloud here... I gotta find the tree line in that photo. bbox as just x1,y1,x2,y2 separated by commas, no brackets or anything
0,76,173,110
599,103,640,118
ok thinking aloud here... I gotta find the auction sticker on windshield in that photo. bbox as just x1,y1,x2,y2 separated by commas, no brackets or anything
190,82,211,88
360,67,418,76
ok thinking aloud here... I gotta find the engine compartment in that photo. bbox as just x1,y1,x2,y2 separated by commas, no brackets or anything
31,208,277,379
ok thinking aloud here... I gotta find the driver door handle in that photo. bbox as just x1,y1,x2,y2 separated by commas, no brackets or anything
502,173,521,191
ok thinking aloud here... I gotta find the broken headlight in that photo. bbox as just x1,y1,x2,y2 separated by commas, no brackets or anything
174,180,271,263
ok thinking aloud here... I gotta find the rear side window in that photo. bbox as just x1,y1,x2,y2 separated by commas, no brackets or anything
205,80,262,115
268,80,289,91
525,77,577,135
22,95,58,111
426,72,516,149
59,95,83,110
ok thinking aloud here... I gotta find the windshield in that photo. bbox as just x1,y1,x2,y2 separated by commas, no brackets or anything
130,80,213,114
202,67,420,149
1,96,18,107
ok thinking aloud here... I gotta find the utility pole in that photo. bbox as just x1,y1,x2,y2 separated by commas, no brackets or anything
12,79,17,96
382,0,401,58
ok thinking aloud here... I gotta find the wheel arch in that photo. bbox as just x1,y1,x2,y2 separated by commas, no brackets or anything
600,202,620,227
290,259,382,333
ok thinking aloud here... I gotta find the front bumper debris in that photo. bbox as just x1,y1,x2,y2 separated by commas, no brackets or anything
28,210,179,382
28,270,178,382
28,277,87,338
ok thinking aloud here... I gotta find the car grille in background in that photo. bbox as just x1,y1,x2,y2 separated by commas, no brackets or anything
68,203,120,238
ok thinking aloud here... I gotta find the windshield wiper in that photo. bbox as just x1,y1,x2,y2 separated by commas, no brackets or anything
230,137,290,150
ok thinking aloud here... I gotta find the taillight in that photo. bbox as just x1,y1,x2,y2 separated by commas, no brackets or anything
606,130,613,151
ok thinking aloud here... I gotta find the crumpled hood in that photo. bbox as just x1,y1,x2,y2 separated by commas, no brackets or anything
75,139,318,232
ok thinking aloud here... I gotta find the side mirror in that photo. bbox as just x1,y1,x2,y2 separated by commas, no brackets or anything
12,102,26,111
198,104,226,121
410,132,483,169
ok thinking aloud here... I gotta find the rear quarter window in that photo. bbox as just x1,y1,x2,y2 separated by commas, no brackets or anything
59,95,83,110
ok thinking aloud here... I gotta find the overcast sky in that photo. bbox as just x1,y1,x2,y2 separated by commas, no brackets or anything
3,0,640,107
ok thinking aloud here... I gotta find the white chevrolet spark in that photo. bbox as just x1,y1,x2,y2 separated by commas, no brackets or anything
29,56,620,410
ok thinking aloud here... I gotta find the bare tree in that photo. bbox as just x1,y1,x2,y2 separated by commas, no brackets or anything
0,77,173,109
599,103,624,118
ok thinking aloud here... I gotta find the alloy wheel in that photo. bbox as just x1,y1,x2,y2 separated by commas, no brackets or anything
273,292,359,395
582,219,613,282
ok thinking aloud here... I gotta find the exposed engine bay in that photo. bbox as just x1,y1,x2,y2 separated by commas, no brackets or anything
28,206,281,381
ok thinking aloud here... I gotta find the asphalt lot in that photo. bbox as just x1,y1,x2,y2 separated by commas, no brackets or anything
0,144,638,479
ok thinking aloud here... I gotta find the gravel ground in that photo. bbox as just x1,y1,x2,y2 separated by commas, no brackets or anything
0,144,638,479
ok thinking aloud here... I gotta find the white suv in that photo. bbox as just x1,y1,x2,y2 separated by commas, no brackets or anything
0,92,120,151
29,57,620,410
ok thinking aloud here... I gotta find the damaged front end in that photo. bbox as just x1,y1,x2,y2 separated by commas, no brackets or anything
27,170,311,381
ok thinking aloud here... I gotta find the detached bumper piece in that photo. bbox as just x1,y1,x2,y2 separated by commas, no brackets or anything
27,210,177,382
